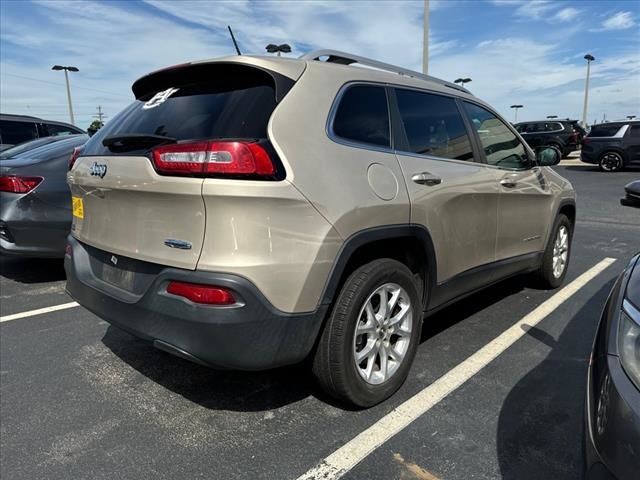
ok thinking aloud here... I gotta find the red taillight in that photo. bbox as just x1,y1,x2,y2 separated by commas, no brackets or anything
152,141,275,177
166,281,236,305
0,176,43,194
69,146,83,170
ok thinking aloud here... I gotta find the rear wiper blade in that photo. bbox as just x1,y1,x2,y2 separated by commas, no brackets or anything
102,134,177,150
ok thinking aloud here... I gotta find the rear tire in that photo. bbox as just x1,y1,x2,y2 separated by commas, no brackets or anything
537,214,572,289
598,151,624,172
312,259,422,407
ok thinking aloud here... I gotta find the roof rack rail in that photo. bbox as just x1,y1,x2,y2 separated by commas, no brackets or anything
300,49,470,94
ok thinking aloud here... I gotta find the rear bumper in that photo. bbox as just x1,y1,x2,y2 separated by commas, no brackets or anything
0,222,69,258
0,192,70,258
580,151,598,164
64,236,327,370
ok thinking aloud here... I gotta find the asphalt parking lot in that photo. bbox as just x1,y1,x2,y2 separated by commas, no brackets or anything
1,163,638,480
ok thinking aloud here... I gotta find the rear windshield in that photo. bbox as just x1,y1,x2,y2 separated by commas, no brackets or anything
82,67,279,156
588,124,623,137
10,135,88,159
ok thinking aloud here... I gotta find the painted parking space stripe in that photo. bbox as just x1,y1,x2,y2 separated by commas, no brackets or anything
297,257,617,480
0,301,79,323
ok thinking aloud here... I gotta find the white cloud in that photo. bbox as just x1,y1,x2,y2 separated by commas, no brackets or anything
0,0,638,127
430,38,640,121
553,7,580,23
514,0,554,19
492,0,580,24
601,11,635,30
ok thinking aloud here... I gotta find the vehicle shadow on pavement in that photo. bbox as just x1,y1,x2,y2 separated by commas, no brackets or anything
421,276,529,341
101,326,314,411
99,274,545,413
0,257,66,283
496,279,615,480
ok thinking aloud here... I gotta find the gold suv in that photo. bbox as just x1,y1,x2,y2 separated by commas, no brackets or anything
65,50,576,406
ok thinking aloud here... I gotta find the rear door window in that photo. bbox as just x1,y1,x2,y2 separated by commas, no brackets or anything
588,124,623,137
394,88,473,161
0,120,38,146
82,66,280,156
332,85,391,148
44,123,78,137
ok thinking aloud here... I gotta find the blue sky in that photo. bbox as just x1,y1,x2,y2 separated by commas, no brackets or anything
1,0,638,129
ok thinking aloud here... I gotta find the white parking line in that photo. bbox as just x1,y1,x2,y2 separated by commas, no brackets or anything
0,301,79,323
297,257,617,480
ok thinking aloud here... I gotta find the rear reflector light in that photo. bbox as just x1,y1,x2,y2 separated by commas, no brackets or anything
152,141,275,177
166,281,236,305
0,175,43,194
69,146,84,170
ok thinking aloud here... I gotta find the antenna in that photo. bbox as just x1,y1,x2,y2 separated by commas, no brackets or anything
227,26,241,55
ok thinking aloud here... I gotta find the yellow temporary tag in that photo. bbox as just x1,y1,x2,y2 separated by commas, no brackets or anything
72,196,84,219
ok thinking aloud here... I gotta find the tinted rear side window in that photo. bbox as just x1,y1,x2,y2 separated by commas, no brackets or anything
0,120,38,145
395,89,473,161
45,123,80,136
588,124,623,137
332,85,390,148
83,66,279,156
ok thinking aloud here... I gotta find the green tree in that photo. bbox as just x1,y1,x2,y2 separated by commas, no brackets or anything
87,120,104,136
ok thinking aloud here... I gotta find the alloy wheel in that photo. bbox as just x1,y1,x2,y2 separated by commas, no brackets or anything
552,225,569,278
352,283,413,385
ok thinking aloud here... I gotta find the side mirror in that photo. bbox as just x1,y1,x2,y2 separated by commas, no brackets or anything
536,146,561,166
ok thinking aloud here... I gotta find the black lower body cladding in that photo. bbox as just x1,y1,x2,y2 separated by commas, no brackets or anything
64,236,326,370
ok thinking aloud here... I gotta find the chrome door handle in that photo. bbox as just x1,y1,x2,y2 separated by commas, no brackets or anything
412,172,442,186
500,179,517,188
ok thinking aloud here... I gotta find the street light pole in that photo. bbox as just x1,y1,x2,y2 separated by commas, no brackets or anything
582,54,595,128
63,69,74,125
52,65,79,125
510,104,523,123
423,0,430,75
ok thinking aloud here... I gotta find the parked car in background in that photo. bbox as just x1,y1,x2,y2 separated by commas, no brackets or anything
581,121,640,172
585,253,640,479
621,180,640,207
0,134,78,159
64,50,574,407
515,120,582,157
0,134,88,257
0,113,84,151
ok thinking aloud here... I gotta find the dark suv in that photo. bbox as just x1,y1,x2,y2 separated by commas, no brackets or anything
581,121,640,172
0,114,84,151
515,120,581,157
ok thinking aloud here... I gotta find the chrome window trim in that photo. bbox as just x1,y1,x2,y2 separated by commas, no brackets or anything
326,81,481,165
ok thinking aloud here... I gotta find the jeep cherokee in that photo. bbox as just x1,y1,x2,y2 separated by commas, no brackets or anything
65,50,576,407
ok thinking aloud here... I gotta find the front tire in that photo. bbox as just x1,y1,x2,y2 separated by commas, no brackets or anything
312,259,422,407
598,151,624,172
537,214,572,289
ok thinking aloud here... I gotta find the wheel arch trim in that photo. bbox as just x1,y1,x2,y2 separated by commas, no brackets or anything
318,224,437,311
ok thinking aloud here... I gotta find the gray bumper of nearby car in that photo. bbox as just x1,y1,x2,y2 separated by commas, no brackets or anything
0,192,70,258
580,151,598,165
64,236,327,370
585,353,640,480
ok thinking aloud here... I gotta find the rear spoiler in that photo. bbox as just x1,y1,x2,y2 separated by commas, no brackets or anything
132,62,295,103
